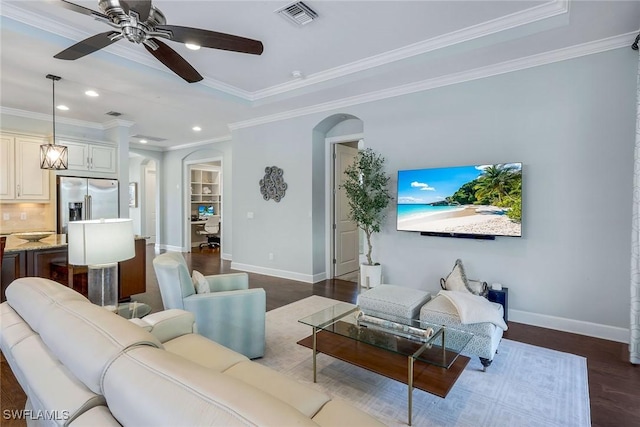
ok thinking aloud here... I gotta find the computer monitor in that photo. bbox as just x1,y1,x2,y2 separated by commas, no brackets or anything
198,205,214,216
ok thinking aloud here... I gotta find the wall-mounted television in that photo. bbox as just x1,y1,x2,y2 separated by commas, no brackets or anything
396,163,522,239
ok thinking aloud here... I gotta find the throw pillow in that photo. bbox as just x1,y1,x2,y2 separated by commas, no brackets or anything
440,259,488,296
192,270,210,294
440,259,469,293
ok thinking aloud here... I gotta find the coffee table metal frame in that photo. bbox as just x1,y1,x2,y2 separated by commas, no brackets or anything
299,303,472,426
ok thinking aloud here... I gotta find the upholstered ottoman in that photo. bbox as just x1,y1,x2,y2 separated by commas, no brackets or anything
357,284,432,321
419,294,504,371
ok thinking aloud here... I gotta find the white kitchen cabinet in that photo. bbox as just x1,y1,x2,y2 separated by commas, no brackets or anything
0,134,15,199
63,140,117,174
0,133,51,202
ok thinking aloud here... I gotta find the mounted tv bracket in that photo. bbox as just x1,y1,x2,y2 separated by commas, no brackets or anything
420,231,496,240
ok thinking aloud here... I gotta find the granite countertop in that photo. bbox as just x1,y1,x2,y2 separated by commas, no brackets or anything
2,234,147,253
3,234,67,253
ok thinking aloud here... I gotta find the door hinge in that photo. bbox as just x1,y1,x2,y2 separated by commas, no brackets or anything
333,259,336,264
333,223,336,230
333,153,336,159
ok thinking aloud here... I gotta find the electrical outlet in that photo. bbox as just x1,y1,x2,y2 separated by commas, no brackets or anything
268,253,274,260
20,212,27,220
2,213,9,221
247,212,254,219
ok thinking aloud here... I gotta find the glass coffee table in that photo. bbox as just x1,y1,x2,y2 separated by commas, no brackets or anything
298,302,473,426
115,301,151,319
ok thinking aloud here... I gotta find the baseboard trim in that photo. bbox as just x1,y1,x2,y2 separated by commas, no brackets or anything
230,262,314,284
158,244,183,252
312,272,327,283
221,252,232,261
510,309,629,344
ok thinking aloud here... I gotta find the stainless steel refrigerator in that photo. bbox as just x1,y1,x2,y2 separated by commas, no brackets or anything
57,177,119,234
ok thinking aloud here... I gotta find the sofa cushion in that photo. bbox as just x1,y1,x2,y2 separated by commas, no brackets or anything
0,303,39,393
68,406,121,426
163,333,248,372
225,361,330,418
313,400,386,427
13,335,105,426
38,299,163,395
103,346,319,427
5,277,88,333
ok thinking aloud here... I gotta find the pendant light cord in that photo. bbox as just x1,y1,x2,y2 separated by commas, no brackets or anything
52,77,56,146
46,74,61,146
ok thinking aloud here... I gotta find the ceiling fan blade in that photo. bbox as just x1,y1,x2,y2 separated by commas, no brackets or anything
156,25,264,55
120,0,152,22
59,0,109,19
54,31,120,60
144,38,203,83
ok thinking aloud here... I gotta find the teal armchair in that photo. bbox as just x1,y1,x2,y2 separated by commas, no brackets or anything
152,252,265,358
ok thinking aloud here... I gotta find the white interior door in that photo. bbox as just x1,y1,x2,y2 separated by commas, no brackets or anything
334,144,359,277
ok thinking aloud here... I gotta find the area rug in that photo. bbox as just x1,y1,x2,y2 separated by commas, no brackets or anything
257,295,591,427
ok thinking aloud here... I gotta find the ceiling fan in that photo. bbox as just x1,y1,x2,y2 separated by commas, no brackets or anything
54,0,264,83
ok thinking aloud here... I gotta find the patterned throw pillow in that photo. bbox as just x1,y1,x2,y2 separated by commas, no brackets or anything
192,270,210,294
440,259,488,297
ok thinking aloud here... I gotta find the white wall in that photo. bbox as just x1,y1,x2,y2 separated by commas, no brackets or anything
229,47,637,339
128,156,143,235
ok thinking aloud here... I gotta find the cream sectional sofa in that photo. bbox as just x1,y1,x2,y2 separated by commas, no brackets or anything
0,277,385,426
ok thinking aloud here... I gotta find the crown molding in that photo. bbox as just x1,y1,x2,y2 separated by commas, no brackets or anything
103,118,136,129
250,0,570,101
2,0,570,103
0,106,104,129
229,31,634,131
130,142,164,152
165,135,232,152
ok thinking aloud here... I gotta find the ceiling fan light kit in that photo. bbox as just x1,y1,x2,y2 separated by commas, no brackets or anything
40,74,68,170
55,0,264,83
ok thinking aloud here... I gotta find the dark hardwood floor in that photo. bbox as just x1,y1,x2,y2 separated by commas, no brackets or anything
2,245,639,426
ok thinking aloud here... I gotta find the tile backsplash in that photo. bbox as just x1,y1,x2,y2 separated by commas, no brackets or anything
0,203,56,233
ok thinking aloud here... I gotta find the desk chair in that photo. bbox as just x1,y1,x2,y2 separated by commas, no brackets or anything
197,216,220,249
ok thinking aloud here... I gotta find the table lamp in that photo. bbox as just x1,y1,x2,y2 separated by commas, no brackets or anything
68,218,134,311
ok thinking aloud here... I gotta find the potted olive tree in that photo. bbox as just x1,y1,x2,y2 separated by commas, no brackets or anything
341,148,393,288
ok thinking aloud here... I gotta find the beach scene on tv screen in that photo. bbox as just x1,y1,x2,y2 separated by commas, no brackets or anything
397,163,522,237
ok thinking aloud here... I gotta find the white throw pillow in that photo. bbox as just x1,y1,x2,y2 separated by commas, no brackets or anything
440,259,469,293
440,259,488,296
192,270,210,294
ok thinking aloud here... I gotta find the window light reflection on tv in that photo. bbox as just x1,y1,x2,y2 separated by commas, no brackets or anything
396,163,522,238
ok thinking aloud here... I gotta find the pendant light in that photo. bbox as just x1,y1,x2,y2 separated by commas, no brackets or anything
40,74,68,170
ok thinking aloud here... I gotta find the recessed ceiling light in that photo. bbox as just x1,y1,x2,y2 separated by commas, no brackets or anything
139,139,148,144
192,126,202,132
291,70,303,79
85,90,99,97
56,105,69,111
185,43,201,51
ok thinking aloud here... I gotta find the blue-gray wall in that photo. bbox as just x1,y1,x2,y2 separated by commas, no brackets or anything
229,47,636,339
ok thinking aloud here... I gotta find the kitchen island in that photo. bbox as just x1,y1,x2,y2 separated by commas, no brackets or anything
1,234,147,302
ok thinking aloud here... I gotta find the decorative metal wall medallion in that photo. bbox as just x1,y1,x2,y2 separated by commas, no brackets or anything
259,166,287,202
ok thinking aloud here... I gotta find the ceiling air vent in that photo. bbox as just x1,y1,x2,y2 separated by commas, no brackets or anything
276,1,318,26
105,111,122,117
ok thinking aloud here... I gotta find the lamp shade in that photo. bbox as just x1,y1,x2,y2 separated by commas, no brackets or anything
68,219,134,266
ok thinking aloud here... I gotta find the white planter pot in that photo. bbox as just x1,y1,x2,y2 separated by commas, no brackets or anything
360,264,382,289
